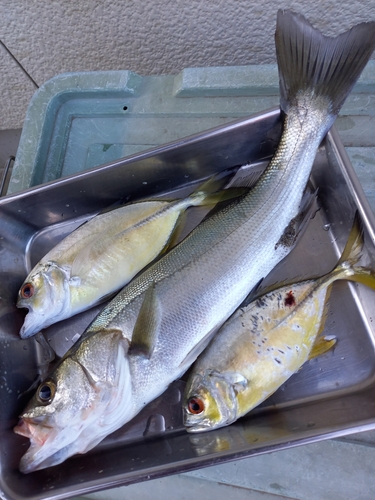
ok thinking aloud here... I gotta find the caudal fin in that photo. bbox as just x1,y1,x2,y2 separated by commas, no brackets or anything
337,212,364,266
275,10,375,124
334,213,375,290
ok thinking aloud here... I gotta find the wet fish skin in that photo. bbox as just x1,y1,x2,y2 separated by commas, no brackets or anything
17,179,232,339
183,219,375,432
14,11,375,473
15,329,132,468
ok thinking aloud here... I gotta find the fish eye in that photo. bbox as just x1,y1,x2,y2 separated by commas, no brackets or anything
37,380,56,404
20,283,35,299
187,397,205,415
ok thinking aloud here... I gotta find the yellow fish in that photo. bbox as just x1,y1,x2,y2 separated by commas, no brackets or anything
183,217,375,432
17,170,241,339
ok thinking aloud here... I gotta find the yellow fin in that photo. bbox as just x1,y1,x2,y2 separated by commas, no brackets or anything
308,335,336,360
337,211,364,266
190,187,249,208
186,167,249,207
330,213,375,290
341,266,375,291
160,210,190,253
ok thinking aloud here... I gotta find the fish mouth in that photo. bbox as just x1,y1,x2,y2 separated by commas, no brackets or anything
14,417,86,474
185,424,211,433
15,410,131,474
18,308,46,339
183,415,218,433
14,417,54,444
14,404,114,473
15,343,134,474
14,418,67,473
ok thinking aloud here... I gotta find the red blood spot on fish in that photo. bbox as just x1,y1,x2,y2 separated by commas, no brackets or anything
284,290,296,307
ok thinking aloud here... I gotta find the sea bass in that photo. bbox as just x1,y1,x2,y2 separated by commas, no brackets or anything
183,217,375,432
17,172,238,339
14,11,375,473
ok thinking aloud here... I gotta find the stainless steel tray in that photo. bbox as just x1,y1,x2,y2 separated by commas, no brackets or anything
1,108,375,500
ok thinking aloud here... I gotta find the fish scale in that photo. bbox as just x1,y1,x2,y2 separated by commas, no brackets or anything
95,136,324,412
88,111,324,341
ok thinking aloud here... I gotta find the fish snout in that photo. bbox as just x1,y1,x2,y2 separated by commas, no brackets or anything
18,311,43,339
14,417,51,446
14,418,32,438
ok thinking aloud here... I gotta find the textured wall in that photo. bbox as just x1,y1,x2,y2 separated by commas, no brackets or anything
1,0,375,130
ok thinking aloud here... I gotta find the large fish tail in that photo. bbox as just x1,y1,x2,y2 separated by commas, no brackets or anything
275,10,375,127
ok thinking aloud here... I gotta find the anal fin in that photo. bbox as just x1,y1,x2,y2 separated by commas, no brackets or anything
308,335,336,360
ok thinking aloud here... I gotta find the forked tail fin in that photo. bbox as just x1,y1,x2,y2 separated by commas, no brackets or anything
275,10,375,125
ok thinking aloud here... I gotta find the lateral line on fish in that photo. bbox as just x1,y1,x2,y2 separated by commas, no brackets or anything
89,123,319,333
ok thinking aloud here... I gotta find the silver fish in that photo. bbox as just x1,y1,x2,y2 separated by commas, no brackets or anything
14,10,375,473
17,173,238,339
183,217,375,432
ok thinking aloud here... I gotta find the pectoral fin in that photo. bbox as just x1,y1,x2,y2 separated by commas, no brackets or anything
275,187,319,251
71,226,129,278
71,239,97,277
218,371,248,393
128,282,161,359
162,210,191,252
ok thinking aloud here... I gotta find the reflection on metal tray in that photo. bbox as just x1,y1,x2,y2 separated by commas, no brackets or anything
1,109,375,500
